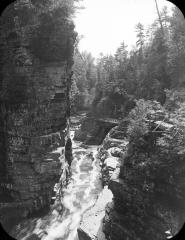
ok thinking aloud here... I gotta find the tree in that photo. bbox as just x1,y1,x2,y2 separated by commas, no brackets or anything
81,51,97,91
136,23,145,51
115,41,128,79
167,6,185,87
154,0,165,36
71,49,97,112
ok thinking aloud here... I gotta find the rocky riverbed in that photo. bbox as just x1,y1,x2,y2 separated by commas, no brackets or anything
9,114,114,240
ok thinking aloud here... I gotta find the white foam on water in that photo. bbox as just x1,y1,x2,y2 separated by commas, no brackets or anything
13,127,103,240
42,139,102,240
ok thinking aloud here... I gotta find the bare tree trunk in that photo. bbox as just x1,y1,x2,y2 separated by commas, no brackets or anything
154,0,164,36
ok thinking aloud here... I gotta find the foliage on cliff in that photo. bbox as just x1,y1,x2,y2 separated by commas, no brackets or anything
127,99,167,142
0,0,78,105
117,98,185,239
29,0,77,64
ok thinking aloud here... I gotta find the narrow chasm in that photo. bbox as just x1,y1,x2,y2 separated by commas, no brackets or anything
10,114,112,240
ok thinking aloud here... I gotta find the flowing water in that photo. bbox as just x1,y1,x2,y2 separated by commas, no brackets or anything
11,126,103,240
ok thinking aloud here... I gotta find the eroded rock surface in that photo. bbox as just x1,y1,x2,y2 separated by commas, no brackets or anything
98,126,128,185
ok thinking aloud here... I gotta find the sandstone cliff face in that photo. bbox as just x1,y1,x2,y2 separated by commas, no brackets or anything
0,0,76,231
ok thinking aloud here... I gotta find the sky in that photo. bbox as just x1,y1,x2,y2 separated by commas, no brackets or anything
73,0,175,58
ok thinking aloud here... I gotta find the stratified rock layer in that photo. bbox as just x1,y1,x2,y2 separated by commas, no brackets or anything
0,0,76,232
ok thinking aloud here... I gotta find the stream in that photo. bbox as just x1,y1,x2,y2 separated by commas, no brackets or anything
11,118,103,240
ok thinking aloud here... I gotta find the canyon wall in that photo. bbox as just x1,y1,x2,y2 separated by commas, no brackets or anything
0,0,76,232
100,100,185,240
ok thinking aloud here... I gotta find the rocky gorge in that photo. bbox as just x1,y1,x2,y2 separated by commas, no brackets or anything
1,1,185,240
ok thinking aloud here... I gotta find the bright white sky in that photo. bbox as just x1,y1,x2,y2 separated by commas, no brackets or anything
73,0,175,58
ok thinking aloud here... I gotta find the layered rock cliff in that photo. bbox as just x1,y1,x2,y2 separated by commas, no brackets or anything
0,0,76,232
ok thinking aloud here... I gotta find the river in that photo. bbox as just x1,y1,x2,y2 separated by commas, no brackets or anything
11,117,103,240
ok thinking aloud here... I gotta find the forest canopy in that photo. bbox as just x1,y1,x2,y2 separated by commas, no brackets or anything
71,5,185,117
